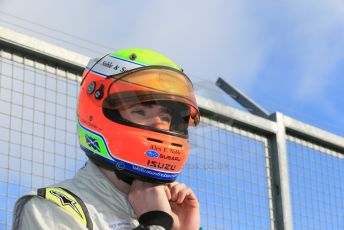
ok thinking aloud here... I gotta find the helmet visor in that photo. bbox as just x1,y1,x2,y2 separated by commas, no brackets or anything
103,66,200,127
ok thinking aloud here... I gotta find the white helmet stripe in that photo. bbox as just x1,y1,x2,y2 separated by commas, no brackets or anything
85,54,145,78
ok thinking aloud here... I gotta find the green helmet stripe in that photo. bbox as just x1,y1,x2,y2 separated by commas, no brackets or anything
111,48,182,71
77,121,112,160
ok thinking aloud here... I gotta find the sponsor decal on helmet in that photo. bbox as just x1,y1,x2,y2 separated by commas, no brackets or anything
86,55,144,78
85,134,100,152
159,154,181,161
78,120,112,160
145,150,160,158
150,144,181,155
146,160,176,171
132,164,178,179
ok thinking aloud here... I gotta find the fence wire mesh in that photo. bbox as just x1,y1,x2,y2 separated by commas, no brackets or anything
287,136,344,230
0,52,86,229
184,117,274,229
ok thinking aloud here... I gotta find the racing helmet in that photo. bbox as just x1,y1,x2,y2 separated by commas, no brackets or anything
77,48,200,184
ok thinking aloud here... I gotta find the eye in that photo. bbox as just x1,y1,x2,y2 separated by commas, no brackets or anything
132,109,145,116
160,113,172,123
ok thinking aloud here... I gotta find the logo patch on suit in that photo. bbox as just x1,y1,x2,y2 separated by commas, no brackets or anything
37,187,93,229
108,219,133,230
49,190,82,218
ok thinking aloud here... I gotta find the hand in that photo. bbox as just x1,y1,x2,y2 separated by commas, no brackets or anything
167,183,200,230
128,180,200,230
128,180,172,217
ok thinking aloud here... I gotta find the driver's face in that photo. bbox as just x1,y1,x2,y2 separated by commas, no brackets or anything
118,104,172,131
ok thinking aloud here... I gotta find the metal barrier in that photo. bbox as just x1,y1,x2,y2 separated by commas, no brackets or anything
1,27,344,230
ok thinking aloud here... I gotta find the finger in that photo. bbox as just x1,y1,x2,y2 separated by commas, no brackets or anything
167,182,177,188
177,187,192,204
185,189,197,200
184,190,200,208
169,183,186,201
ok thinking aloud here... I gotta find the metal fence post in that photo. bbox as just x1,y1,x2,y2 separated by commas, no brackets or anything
269,112,293,230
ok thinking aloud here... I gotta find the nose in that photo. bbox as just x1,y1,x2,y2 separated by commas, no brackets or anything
149,116,170,130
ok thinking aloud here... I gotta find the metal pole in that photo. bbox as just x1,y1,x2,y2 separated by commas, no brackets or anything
216,77,270,119
269,112,293,230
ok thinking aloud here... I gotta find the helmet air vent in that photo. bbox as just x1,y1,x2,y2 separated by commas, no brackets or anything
171,143,183,148
147,137,163,143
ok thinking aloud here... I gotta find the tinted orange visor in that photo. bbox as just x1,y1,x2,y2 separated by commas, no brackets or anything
103,66,200,126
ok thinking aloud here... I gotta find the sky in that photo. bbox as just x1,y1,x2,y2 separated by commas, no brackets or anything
1,0,344,137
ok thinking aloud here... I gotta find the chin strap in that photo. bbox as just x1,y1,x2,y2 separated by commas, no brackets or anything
114,169,134,185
